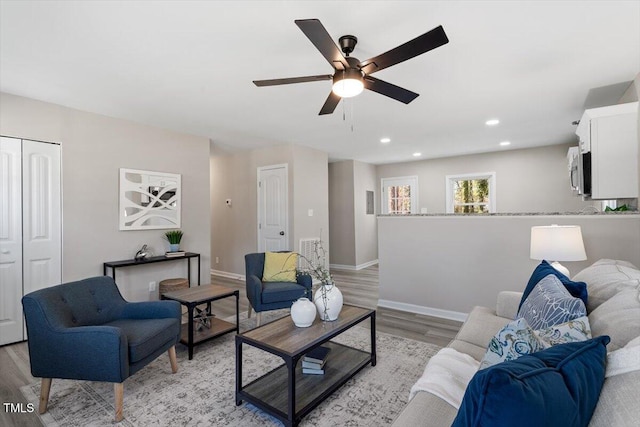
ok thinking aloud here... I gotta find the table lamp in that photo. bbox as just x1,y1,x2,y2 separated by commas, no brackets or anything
530,225,587,277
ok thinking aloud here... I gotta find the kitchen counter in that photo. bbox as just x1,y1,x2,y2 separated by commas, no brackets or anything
378,211,638,217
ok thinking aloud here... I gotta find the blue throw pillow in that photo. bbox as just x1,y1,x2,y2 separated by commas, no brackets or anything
518,261,588,311
517,274,587,330
452,336,610,427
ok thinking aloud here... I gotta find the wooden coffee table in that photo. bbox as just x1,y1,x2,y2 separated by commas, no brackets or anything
235,305,376,427
162,284,239,360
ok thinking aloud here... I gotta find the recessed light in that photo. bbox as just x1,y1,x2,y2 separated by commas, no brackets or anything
413,152,422,157
380,137,391,143
499,141,511,146
485,119,500,126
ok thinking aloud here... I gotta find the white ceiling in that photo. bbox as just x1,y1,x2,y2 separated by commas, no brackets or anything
1,1,638,164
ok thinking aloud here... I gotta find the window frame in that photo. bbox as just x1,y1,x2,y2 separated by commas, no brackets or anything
445,172,496,213
381,175,419,215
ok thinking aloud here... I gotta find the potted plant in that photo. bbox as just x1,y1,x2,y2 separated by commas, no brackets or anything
164,230,183,252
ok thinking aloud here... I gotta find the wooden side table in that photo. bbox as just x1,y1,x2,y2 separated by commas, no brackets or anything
162,285,239,360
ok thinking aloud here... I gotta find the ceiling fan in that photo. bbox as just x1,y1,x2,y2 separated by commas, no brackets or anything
253,19,449,115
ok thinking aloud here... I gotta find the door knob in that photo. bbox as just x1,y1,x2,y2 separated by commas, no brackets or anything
279,231,285,236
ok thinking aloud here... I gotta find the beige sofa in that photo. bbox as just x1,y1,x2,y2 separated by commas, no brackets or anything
392,259,640,426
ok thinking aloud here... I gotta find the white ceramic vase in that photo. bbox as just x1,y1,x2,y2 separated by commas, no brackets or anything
314,283,343,321
290,297,316,327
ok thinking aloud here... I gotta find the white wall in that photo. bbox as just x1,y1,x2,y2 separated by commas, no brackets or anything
0,92,211,301
378,215,640,318
210,142,329,277
376,143,598,214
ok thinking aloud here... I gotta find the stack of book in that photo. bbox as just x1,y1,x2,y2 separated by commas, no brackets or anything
165,251,186,258
302,346,330,375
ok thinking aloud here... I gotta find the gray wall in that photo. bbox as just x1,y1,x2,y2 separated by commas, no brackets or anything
1,92,211,301
353,161,378,266
328,160,378,268
210,142,329,276
376,143,598,214
328,161,355,266
378,214,640,318
292,144,330,258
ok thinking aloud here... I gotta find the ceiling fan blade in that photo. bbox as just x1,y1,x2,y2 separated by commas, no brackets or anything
359,25,448,75
295,19,348,70
319,91,341,115
253,74,332,87
363,76,419,104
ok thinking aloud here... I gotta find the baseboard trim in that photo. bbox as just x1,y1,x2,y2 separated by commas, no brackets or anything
210,269,245,281
377,299,468,323
330,259,379,271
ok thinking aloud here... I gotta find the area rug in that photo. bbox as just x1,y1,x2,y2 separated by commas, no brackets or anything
21,311,440,426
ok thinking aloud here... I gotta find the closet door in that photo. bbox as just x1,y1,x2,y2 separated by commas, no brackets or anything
22,139,62,296
0,136,24,345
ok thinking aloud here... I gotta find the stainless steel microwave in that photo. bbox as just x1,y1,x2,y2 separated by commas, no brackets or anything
570,150,591,197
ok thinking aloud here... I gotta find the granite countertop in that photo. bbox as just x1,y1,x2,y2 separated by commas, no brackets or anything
378,211,640,217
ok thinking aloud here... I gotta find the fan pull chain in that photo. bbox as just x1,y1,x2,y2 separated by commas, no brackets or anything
351,99,355,132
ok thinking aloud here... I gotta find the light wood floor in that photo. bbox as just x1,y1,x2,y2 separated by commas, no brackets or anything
0,265,461,427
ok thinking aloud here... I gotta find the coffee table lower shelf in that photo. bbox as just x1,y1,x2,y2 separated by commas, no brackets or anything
238,341,371,424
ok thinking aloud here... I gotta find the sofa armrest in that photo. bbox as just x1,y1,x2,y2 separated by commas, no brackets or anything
121,300,181,320
28,325,128,383
246,274,263,307
496,291,523,319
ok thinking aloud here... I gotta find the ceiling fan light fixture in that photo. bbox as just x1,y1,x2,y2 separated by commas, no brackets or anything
332,69,364,98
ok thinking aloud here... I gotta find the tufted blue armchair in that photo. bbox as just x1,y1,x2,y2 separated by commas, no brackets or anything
245,252,312,326
21,276,181,422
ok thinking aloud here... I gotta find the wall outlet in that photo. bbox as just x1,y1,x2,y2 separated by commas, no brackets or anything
149,281,156,292
215,256,219,264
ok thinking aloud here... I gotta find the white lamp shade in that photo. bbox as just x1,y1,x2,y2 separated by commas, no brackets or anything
530,225,587,261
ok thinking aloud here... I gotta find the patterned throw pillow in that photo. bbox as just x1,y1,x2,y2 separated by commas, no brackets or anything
479,318,544,370
518,260,588,311
534,315,591,348
517,274,587,330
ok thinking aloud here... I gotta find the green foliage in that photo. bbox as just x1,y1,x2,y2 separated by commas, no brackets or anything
164,230,183,244
454,178,490,213
604,205,629,212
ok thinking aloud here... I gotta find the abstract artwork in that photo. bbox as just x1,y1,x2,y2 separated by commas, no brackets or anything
119,168,181,230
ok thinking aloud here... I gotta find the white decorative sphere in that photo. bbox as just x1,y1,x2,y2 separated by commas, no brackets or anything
291,297,316,327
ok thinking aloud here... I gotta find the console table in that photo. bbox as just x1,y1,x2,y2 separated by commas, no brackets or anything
103,252,201,285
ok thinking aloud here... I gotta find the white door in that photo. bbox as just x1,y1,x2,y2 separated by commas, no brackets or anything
22,139,62,296
257,164,289,252
0,138,61,346
0,137,24,345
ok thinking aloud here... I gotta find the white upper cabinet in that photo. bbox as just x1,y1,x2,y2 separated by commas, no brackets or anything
576,102,638,199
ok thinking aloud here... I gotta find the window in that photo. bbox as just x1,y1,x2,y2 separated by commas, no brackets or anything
446,172,496,213
381,176,418,214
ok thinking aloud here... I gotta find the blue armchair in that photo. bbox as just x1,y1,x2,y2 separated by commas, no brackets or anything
22,276,181,422
245,252,312,326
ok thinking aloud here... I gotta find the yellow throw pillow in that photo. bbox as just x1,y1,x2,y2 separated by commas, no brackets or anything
262,252,298,282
